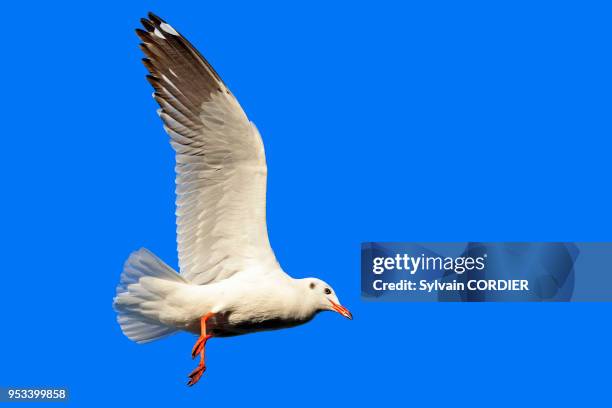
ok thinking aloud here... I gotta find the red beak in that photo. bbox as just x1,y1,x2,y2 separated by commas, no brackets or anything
330,300,353,320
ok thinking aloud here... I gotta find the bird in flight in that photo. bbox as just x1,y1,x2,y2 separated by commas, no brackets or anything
113,12,352,387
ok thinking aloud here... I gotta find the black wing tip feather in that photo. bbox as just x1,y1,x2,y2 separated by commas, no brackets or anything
147,12,166,25
145,74,162,88
135,28,148,39
140,18,155,32
135,12,232,109
137,13,171,38
141,58,154,71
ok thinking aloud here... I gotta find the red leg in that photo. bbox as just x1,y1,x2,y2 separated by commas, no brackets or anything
191,334,212,359
187,312,214,387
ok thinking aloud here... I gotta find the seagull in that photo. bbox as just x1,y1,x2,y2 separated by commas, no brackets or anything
113,12,352,387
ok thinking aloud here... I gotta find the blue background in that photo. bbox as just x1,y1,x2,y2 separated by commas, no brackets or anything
1,1,611,406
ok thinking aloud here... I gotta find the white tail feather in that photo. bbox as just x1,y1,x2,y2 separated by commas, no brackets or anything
113,248,187,343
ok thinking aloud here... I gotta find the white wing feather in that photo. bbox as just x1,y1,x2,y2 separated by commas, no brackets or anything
138,13,280,284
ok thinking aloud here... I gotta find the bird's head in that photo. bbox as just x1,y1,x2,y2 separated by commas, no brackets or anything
302,278,352,320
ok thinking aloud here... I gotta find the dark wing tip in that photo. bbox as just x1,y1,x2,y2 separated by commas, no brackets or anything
141,18,155,32
135,28,150,42
148,12,166,25
145,74,161,86
141,58,158,76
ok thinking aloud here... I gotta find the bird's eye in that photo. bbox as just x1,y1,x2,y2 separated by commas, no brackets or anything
324,288,331,295
309,282,316,289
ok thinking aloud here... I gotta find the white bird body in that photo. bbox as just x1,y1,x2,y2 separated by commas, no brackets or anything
186,275,318,336
120,254,317,338
113,13,351,385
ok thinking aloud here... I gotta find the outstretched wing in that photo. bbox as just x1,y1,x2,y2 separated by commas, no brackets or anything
137,13,279,285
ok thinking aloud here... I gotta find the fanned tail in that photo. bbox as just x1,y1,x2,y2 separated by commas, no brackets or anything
113,248,187,343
